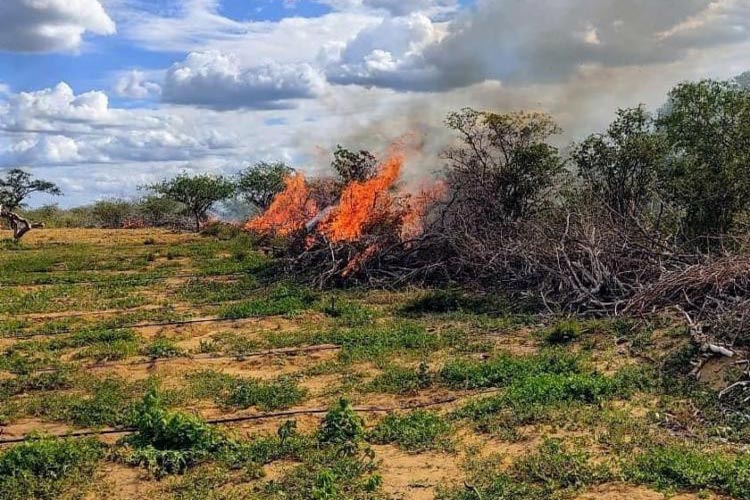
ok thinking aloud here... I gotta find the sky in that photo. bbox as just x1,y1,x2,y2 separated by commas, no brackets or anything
0,0,748,207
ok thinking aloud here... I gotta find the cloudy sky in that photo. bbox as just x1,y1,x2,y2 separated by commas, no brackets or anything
0,0,748,206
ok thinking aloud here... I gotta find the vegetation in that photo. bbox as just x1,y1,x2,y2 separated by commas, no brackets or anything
145,173,236,231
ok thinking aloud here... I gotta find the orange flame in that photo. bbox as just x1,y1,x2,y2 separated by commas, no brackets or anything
320,153,403,243
246,173,318,237
401,181,447,241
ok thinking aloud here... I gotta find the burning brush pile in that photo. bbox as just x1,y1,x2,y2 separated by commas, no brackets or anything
245,150,446,287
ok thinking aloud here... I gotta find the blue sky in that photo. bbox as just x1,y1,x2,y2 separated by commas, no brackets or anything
0,0,747,206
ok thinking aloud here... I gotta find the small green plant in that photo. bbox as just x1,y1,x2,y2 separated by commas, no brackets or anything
117,387,233,477
513,439,609,492
366,362,433,394
0,435,104,500
624,444,750,499
224,376,306,411
318,399,365,455
541,319,584,344
369,410,453,452
144,337,185,359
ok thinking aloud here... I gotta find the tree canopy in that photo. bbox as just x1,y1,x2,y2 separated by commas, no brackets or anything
0,168,62,210
236,161,294,211
146,173,235,231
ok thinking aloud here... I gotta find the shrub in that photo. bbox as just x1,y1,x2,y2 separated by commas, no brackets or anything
118,388,231,476
318,399,365,454
0,435,103,500
624,444,750,498
369,410,453,452
541,319,583,344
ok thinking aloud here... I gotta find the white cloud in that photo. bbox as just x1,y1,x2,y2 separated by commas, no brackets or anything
361,0,457,16
325,0,750,91
325,13,446,90
162,50,325,109
0,0,115,53
114,70,161,99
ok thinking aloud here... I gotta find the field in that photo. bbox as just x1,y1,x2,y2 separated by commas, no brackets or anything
1,228,749,500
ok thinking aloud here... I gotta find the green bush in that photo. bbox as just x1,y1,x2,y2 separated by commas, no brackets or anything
625,444,750,498
318,399,365,454
440,349,582,389
369,410,453,452
541,319,583,344
118,388,231,476
0,435,104,500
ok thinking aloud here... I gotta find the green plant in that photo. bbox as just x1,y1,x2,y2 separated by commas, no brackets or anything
369,410,453,452
118,388,232,477
541,319,584,344
0,435,103,500
318,399,365,455
624,444,750,498
144,337,185,359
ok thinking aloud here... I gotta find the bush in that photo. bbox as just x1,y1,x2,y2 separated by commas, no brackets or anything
625,444,750,498
0,435,104,500
369,410,453,452
541,319,583,344
118,388,232,477
318,399,365,454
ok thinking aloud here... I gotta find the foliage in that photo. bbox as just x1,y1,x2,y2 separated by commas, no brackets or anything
541,319,584,344
236,161,294,211
624,444,750,499
119,387,232,477
318,399,365,454
368,410,453,452
144,337,185,359
572,105,667,220
443,108,564,225
0,435,103,500
146,173,236,231
0,168,62,210
90,198,135,228
331,145,377,185
658,79,750,241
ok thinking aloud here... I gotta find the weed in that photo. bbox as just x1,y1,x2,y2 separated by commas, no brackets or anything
365,362,433,394
369,410,453,452
318,399,365,454
0,435,104,500
541,319,584,344
117,388,234,477
144,337,185,359
624,443,750,498
224,376,306,411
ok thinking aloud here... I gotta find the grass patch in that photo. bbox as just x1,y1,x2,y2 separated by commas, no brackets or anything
365,362,433,395
186,370,307,411
218,284,318,319
369,410,453,452
625,444,750,499
0,435,104,500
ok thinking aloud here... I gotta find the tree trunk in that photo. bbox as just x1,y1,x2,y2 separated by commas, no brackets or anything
194,211,201,232
0,204,43,241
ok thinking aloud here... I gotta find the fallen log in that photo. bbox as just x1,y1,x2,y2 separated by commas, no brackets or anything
0,204,44,241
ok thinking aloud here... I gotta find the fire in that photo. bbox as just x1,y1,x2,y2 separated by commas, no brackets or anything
401,181,447,241
245,173,318,237
245,145,446,281
320,153,403,243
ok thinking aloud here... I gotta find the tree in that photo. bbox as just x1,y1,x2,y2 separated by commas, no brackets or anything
0,168,62,210
572,106,667,221
145,173,236,232
91,199,135,228
331,146,377,185
657,79,750,242
136,195,183,227
0,169,61,241
443,108,564,225
236,161,294,211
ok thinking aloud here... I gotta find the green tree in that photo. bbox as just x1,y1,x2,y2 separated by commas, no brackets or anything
331,145,377,184
146,173,235,232
443,108,564,224
136,195,182,227
236,161,294,211
91,199,135,228
572,106,667,220
658,79,750,242
0,168,62,210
